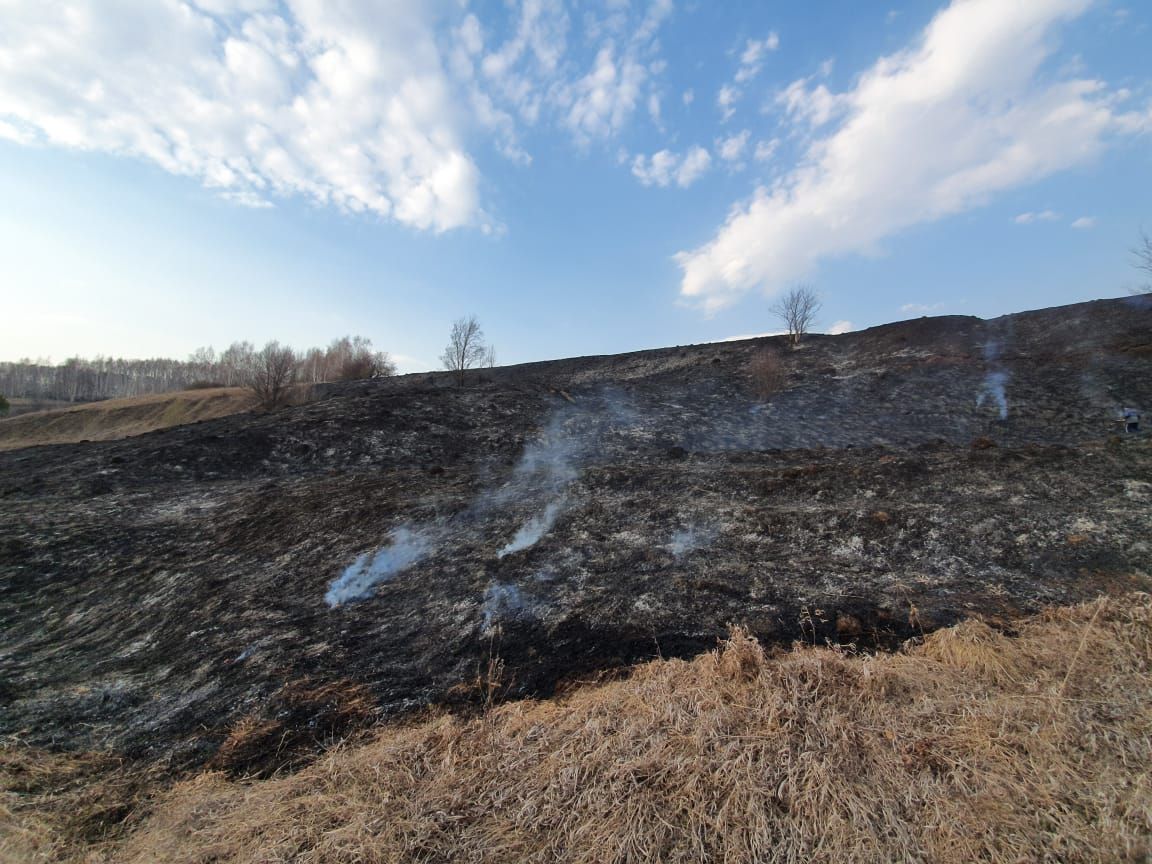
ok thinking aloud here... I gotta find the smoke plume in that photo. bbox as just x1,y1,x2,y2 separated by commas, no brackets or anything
481,582,526,634
325,388,639,609
499,498,568,558
976,336,1011,420
325,526,432,606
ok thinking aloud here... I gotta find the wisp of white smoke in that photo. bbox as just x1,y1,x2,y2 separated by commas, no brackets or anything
977,369,1010,420
325,526,431,606
498,498,567,557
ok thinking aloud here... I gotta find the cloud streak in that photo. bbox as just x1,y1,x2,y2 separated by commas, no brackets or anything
676,0,1150,312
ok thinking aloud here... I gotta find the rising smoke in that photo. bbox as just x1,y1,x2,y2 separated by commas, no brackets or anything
977,369,1010,420
325,526,433,606
481,582,527,634
499,497,568,558
668,525,716,558
976,335,1011,420
325,389,639,607
491,393,632,557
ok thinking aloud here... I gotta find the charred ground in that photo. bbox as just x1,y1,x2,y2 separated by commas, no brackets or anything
2,297,1151,774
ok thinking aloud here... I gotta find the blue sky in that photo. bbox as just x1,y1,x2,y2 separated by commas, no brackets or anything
1,0,1149,372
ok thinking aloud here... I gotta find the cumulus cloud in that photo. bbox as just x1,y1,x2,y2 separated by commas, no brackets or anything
559,0,673,145
734,33,780,84
1071,216,1097,229
0,1,486,232
565,44,648,143
716,85,740,122
777,78,844,128
632,146,711,188
826,320,854,335
753,138,780,162
0,0,679,228
717,130,750,163
676,0,1151,312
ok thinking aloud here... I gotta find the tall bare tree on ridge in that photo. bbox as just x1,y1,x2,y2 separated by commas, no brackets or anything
441,315,491,386
770,284,822,348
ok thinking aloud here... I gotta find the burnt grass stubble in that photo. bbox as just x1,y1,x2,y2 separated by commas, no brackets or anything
1,297,1151,787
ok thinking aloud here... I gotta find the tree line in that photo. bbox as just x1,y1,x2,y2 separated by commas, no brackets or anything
0,335,395,406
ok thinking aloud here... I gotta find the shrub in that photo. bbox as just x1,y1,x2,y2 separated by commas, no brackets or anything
747,346,786,398
338,351,395,382
247,341,298,410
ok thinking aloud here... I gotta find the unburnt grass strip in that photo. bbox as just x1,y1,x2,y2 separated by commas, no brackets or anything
4,592,1151,863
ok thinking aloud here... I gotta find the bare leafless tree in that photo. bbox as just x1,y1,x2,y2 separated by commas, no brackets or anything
1132,229,1152,294
339,351,396,382
332,336,396,381
441,316,490,386
770,284,822,347
248,341,298,409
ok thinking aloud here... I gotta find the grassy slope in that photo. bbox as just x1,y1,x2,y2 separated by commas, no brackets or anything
5,593,1149,863
0,388,260,450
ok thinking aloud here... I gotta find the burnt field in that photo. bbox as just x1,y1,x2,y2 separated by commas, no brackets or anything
2,297,1151,774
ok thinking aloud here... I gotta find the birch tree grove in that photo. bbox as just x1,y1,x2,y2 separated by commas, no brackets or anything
0,335,395,406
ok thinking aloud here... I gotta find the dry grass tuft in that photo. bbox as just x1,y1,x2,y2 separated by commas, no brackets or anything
747,347,787,399
6,593,1152,863
0,747,162,863
211,678,380,778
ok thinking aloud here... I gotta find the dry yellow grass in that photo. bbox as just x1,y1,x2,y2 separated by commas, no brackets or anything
0,385,314,451
5,593,1151,863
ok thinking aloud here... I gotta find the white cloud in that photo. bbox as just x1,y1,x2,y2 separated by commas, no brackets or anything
683,88,695,105
717,84,739,121
901,301,946,314
754,138,780,162
714,32,780,122
1014,210,1061,224
631,145,711,188
734,33,780,84
566,44,647,143
713,330,787,342
676,0,1151,312
777,78,844,128
0,0,680,228
826,320,854,335
648,91,662,124
717,130,750,163
0,1,483,232
560,0,673,145
677,147,712,186
1071,215,1097,229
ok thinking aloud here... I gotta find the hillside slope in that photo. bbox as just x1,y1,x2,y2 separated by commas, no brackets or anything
0,387,259,451
1,296,1150,774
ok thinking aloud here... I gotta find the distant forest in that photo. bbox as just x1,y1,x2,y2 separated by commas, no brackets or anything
0,336,394,404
